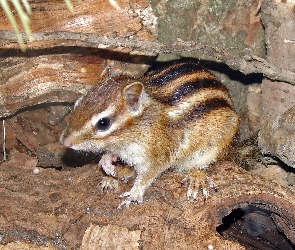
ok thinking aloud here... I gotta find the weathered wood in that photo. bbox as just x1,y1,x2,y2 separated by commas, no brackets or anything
1,160,295,249
0,0,155,118
0,50,107,117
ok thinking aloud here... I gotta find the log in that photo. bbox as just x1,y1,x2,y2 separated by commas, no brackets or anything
0,160,295,249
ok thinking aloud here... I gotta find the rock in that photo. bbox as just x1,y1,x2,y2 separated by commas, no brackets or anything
259,105,295,168
258,0,295,169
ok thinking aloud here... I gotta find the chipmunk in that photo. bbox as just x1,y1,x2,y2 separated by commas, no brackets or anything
60,60,240,208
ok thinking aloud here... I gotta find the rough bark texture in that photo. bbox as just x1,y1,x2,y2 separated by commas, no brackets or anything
1,159,295,249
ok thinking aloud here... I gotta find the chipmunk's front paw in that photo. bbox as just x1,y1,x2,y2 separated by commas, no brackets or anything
97,176,119,193
99,153,118,177
182,170,218,201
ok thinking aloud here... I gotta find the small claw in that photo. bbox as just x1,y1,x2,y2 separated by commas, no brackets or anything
202,188,209,201
183,170,217,201
192,188,199,200
119,191,130,198
186,186,192,200
117,199,132,209
117,196,143,209
206,177,218,192
181,176,190,185
97,176,119,193
186,185,200,200
117,190,144,209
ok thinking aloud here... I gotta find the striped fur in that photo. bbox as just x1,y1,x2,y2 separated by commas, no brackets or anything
145,61,235,125
146,61,232,104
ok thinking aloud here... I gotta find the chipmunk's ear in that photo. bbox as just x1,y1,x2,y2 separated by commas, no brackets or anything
123,82,144,115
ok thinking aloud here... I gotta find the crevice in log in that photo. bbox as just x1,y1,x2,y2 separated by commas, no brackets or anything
217,204,295,250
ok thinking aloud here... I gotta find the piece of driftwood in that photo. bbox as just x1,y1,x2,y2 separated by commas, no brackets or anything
0,160,295,249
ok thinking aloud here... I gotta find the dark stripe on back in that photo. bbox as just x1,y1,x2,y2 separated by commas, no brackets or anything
146,62,204,86
170,79,228,104
187,98,232,120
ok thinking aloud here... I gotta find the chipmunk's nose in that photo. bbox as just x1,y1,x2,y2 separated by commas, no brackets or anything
60,132,73,148
62,138,73,148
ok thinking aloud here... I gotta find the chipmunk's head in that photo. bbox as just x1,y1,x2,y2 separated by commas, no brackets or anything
60,77,149,152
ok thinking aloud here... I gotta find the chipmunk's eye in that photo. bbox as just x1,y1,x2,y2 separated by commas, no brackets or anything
96,117,111,131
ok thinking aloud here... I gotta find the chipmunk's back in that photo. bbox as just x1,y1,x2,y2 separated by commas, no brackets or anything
144,61,237,127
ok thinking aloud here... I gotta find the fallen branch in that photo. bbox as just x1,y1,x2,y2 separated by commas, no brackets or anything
1,30,295,85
